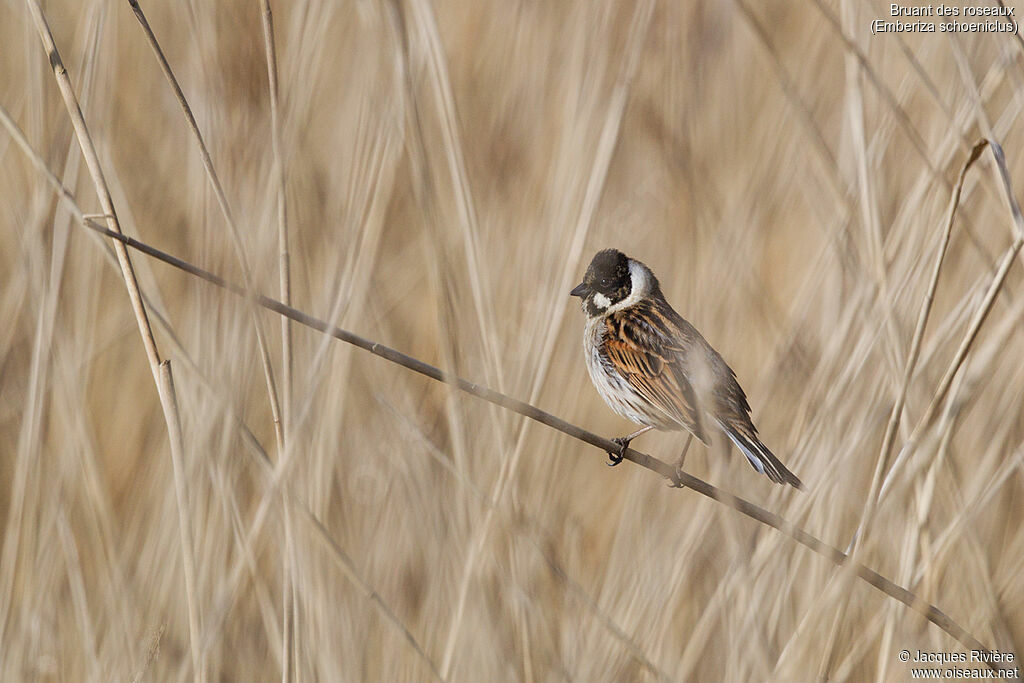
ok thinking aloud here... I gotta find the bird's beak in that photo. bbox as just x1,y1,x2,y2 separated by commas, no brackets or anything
570,283,588,298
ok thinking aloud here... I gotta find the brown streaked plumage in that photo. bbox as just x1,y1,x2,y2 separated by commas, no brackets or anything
571,248,803,488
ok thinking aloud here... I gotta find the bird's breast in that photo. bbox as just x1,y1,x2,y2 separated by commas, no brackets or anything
582,317,652,426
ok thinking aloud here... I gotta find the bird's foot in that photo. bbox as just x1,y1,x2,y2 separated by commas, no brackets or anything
666,435,692,487
607,437,631,466
666,463,687,488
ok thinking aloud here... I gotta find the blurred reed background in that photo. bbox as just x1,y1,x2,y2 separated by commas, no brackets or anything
0,0,1022,680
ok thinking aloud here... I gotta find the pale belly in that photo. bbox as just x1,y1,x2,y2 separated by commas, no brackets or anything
582,319,679,430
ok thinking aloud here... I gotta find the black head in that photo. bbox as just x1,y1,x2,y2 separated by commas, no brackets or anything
570,249,636,317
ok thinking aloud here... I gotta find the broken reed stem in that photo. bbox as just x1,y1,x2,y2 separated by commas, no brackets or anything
127,0,286,459
156,361,204,682
22,3,205,680
124,5,299,669
60,216,1011,672
25,1,159,375
876,141,1024,505
849,141,987,554
0,99,433,683
4,101,661,681
3,83,1013,670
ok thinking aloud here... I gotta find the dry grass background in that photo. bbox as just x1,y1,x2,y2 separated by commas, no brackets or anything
0,0,1022,680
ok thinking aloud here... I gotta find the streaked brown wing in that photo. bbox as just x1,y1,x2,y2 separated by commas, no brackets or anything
602,315,707,442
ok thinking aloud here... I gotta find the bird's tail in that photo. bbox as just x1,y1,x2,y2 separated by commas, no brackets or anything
720,422,803,489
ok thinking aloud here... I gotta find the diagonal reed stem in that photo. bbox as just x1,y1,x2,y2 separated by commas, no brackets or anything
848,141,988,555
55,212,1013,674
127,0,286,458
20,3,204,679
2,96,1015,674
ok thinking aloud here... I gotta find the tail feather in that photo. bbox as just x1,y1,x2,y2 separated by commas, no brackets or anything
721,423,803,489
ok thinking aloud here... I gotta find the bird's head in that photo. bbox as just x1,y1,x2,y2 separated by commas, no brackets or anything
570,249,653,318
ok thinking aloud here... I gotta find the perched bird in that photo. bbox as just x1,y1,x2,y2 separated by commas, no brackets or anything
570,248,802,488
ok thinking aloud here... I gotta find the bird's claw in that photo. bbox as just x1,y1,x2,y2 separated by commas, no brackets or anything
666,463,687,488
606,437,630,466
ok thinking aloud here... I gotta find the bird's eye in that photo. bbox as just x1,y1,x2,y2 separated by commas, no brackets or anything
600,278,607,286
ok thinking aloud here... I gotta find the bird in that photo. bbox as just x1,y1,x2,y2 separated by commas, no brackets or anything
570,248,802,488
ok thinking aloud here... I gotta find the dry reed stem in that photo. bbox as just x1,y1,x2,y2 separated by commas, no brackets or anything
5,6,1023,677
809,0,937,177
233,87,403,676
805,6,950,670
48,210,1013,673
1,100,437,680
732,0,847,210
414,0,657,673
19,3,203,679
400,0,508,396
4,100,1000,667
819,135,1021,675
996,0,1024,54
380,400,674,683
913,443,1024,589
387,0,483,528
893,35,960,129
0,23,99,658
2,85,146,669
817,10,1020,653
386,4,514,674
877,146,1024,502
259,0,291,449
156,361,204,682
127,4,295,669
216,427,441,679
126,0,285,459
392,0,510,485
56,509,100,679
300,510,444,681
831,5,998,264
21,3,161,374
877,238,1023,498
257,3,295,678
850,141,987,554
841,1,906,382
130,623,165,683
